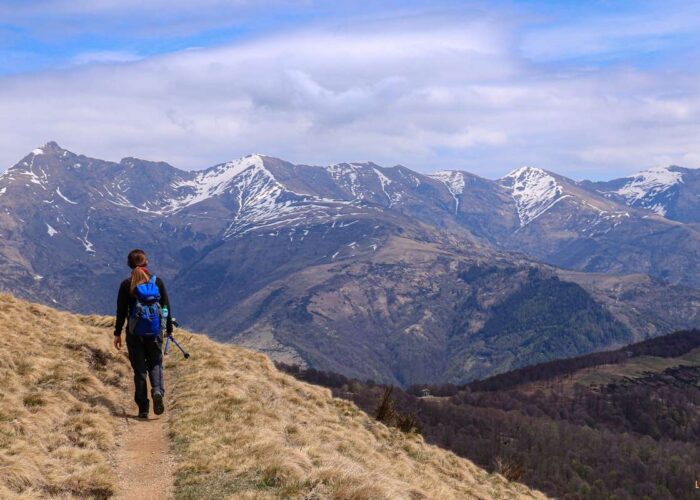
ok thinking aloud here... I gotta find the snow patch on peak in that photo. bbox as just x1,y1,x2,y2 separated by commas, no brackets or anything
615,166,683,216
372,167,392,187
202,154,266,185
431,171,466,195
326,163,363,198
163,153,360,237
370,167,406,207
500,166,567,226
168,155,267,211
503,166,548,180
56,187,78,205
326,162,407,204
430,171,466,213
31,142,63,156
326,162,362,173
46,223,58,237
372,167,398,206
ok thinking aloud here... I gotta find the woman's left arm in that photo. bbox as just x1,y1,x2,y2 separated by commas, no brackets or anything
157,278,173,334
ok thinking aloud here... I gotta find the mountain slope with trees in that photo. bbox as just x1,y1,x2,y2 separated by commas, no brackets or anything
284,330,700,499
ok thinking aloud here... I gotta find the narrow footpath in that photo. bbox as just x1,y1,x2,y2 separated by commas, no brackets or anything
113,406,175,499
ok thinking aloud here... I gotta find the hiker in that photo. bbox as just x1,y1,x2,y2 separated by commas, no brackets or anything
114,249,173,419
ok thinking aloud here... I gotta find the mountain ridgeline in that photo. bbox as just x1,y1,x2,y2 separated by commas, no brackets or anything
2,142,700,383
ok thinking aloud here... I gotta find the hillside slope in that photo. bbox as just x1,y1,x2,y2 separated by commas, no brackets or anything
166,326,544,499
287,330,700,499
0,294,130,498
0,294,543,499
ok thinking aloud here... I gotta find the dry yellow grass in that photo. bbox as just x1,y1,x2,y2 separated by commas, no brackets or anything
165,333,545,499
0,294,131,499
0,293,545,499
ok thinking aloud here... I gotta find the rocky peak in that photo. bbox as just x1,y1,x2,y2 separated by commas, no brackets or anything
613,165,684,216
28,141,67,157
499,166,566,226
429,170,469,214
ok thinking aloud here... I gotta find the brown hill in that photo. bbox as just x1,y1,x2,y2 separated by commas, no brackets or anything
0,294,543,499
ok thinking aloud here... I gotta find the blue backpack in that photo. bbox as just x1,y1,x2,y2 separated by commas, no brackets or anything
129,275,162,337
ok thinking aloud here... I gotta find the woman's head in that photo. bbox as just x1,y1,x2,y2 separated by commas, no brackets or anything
127,249,150,294
127,249,148,269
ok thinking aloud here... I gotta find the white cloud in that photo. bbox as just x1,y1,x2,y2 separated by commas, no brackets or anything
1,10,700,179
72,50,143,65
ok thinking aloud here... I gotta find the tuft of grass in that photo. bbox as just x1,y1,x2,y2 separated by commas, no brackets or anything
22,392,45,410
15,360,33,376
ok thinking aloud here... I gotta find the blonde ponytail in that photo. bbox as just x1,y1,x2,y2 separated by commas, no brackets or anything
130,266,151,295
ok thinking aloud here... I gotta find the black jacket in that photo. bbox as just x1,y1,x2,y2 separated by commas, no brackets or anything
115,276,173,336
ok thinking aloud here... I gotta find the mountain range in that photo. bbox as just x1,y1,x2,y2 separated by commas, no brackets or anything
2,141,700,384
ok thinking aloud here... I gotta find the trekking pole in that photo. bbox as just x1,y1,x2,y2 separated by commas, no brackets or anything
163,318,189,359
169,335,190,359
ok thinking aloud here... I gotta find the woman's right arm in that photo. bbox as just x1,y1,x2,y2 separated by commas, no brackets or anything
114,281,129,337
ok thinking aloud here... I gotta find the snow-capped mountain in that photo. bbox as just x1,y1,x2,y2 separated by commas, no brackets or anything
499,166,568,226
4,142,700,291
613,166,683,216
3,142,700,384
582,165,700,223
0,142,463,310
404,163,700,290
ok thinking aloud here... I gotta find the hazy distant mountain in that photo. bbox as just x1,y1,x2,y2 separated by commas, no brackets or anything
1,142,700,383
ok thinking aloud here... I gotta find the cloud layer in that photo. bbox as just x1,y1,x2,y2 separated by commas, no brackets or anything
2,2,700,178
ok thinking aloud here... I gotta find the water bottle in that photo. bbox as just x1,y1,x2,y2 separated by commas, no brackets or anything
162,306,169,339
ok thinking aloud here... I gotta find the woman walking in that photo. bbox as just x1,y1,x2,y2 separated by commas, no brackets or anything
114,249,173,418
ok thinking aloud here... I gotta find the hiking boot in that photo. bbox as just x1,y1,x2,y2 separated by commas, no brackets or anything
153,392,165,415
138,411,149,419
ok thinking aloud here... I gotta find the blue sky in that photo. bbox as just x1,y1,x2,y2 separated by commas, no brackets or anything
1,0,700,178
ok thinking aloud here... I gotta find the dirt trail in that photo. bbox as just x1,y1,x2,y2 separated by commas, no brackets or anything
113,406,175,499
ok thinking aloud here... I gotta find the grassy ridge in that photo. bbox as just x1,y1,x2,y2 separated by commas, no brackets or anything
165,332,544,499
0,294,543,499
